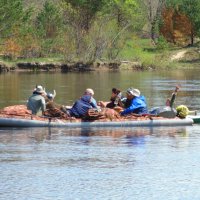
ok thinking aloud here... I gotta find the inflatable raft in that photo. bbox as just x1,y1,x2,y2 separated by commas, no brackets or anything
0,116,194,128
0,105,197,128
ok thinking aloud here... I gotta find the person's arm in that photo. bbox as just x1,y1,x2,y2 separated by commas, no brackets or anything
118,97,127,108
121,105,137,115
120,99,138,115
41,98,46,113
120,97,147,115
170,85,180,108
118,99,124,108
90,98,98,108
98,101,109,108
53,90,56,98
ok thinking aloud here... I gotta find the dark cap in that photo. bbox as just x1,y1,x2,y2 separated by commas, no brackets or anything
47,93,54,99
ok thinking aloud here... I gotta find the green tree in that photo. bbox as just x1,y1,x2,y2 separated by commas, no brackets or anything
36,1,63,39
34,1,64,56
61,0,145,61
101,0,141,29
100,0,145,60
0,0,30,38
64,0,106,30
0,0,33,58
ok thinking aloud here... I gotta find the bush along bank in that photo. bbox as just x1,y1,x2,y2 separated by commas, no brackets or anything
0,61,150,73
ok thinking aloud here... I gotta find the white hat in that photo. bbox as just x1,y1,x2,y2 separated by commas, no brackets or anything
35,85,45,94
127,88,140,97
85,88,94,96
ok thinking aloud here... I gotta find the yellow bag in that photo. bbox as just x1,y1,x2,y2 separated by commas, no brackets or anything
176,105,189,118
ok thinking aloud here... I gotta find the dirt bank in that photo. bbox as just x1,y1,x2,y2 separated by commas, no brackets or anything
0,61,145,72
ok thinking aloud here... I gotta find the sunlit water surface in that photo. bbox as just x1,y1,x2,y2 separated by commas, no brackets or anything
0,70,200,199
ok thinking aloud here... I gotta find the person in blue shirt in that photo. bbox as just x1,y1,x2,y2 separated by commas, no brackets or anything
120,88,148,116
68,95,97,118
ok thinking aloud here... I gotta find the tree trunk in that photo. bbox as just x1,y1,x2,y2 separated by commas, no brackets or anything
151,17,158,45
191,29,194,46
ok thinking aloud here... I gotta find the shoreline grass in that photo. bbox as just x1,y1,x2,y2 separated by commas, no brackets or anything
0,39,200,71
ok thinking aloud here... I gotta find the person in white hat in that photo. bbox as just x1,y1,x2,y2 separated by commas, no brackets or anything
27,85,46,116
120,88,148,116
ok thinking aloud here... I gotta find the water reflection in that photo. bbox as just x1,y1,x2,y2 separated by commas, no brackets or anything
125,135,146,146
0,126,191,168
0,126,190,145
1,126,200,200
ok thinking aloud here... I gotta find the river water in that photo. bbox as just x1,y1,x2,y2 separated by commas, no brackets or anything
0,70,200,200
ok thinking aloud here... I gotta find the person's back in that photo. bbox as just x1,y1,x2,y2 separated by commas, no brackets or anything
46,101,63,111
132,95,148,114
27,86,46,116
69,95,95,118
44,91,69,118
45,91,60,110
27,94,46,115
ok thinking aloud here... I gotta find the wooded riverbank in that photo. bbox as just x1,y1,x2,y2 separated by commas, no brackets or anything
1,45,199,73
1,0,200,73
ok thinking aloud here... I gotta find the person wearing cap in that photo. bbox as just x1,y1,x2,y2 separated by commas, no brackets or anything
46,90,56,105
27,85,46,116
45,90,61,110
84,88,98,108
44,91,70,118
120,88,148,116
45,90,67,112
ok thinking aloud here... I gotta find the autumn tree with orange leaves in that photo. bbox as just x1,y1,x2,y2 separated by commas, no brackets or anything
165,0,200,45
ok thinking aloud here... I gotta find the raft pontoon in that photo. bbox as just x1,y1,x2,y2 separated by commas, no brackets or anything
0,117,194,128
